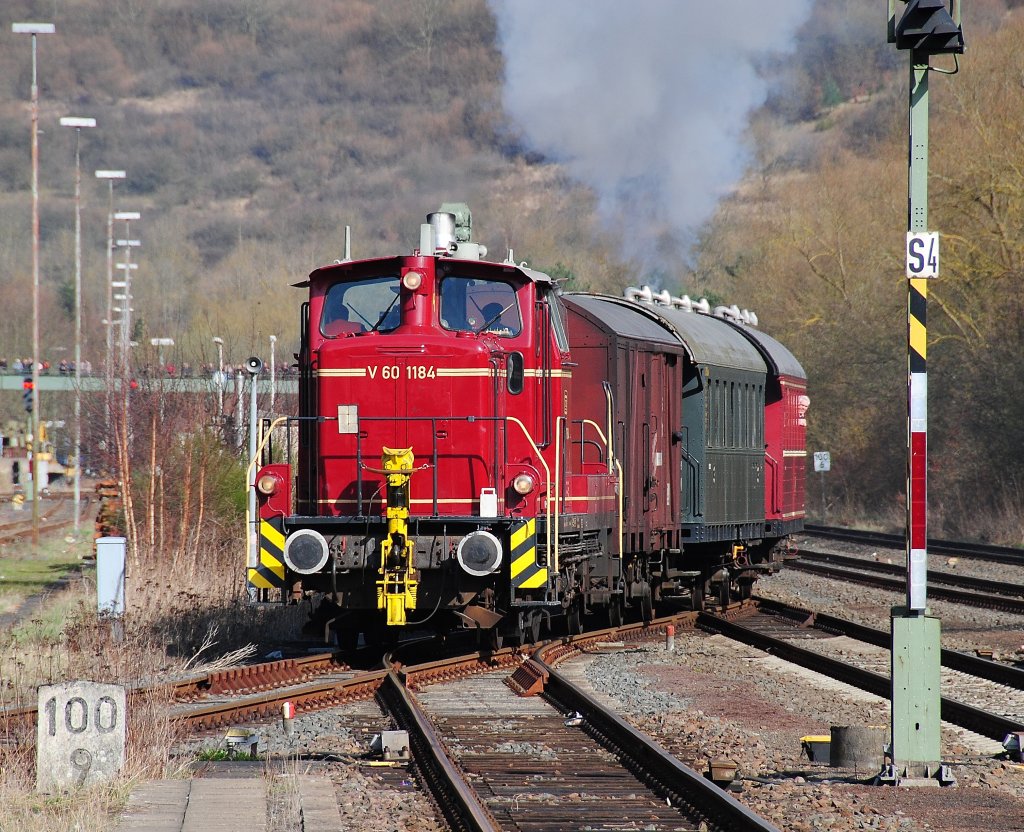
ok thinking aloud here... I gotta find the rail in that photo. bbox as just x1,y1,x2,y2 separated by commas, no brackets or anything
699,610,1024,741
379,665,500,832
803,524,1024,563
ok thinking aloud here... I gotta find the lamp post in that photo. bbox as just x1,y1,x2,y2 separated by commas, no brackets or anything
13,21,56,548
269,334,277,414
96,169,126,453
112,214,140,366
212,337,225,419
150,338,174,421
60,116,97,536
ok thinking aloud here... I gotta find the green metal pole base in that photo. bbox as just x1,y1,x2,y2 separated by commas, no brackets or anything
887,606,952,784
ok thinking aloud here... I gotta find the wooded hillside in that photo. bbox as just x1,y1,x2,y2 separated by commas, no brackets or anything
1,0,1021,535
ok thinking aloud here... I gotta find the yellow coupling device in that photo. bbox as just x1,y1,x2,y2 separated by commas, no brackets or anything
377,446,418,625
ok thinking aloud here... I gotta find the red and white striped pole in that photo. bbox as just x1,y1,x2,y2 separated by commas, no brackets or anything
907,274,929,611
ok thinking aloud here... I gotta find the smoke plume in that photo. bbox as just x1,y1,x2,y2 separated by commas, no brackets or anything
488,0,812,266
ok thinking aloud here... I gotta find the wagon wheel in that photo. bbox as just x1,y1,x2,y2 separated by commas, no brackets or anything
690,582,705,612
640,586,654,623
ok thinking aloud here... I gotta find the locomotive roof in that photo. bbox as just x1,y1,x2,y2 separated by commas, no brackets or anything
724,321,806,380
567,294,767,373
296,255,554,287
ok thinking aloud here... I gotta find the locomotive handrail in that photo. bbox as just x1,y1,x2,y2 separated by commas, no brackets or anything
246,416,290,578
505,415,554,571
554,416,566,573
325,413,553,569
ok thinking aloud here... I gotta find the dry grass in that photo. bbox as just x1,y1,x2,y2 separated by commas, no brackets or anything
0,391,311,829
0,561,308,830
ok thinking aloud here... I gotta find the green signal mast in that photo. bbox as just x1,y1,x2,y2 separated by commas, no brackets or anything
884,0,964,786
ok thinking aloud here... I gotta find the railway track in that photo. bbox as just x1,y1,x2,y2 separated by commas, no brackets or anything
795,549,1024,599
784,554,1024,615
700,604,1024,743
803,524,1024,565
754,596,1024,688
0,496,78,544
405,616,778,832
4,612,784,831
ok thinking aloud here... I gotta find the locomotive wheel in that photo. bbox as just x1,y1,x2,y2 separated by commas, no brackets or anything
567,604,584,636
339,626,359,652
479,626,503,650
515,611,542,645
608,598,624,628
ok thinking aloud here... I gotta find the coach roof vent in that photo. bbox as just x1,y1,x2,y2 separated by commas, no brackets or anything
713,304,759,326
670,294,712,315
625,285,670,305
624,286,714,315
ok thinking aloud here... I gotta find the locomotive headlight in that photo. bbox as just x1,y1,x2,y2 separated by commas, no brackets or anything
402,270,423,290
257,474,278,495
512,473,535,495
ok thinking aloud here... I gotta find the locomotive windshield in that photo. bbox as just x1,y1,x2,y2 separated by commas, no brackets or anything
321,276,400,336
439,275,521,336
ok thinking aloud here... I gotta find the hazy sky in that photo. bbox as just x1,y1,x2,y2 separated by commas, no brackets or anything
488,0,813,265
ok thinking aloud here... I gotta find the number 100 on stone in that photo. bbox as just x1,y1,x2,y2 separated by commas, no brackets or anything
36,682,126,793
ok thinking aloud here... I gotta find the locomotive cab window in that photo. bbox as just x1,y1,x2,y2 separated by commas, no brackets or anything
439,275,521,336
546,292,570,352
321,275,401,337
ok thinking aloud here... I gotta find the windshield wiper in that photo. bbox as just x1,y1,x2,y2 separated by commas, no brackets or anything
475,300,516,334
370,291,401,332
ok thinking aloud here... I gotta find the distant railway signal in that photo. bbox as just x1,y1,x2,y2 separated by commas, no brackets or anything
22,377,33,412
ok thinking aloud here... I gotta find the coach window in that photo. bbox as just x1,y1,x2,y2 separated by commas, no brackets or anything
321,276,401,336
440,276,521,336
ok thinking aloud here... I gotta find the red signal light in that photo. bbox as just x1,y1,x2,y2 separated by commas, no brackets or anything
22,377,33,391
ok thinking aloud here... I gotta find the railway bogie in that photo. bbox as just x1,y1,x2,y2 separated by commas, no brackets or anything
253,206,807,644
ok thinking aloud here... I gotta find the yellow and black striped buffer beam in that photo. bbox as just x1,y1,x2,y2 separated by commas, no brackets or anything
510,518,548,590
248,517,287,590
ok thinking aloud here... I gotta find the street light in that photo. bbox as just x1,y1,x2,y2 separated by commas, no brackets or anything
13,21,56,548
269,334,277,414
212,336,225,419
113,212,140,373
60,116,97,536
96,169,126,450
150,338,174,421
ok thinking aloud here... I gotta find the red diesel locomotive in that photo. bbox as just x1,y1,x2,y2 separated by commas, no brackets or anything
253,205,807,645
